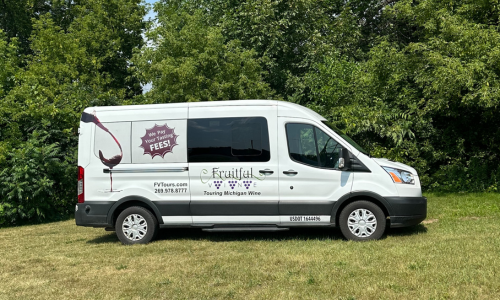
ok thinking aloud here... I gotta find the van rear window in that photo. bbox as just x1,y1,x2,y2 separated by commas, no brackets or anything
188,117,270,162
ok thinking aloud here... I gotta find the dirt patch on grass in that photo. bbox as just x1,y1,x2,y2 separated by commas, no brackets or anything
422,219,438,224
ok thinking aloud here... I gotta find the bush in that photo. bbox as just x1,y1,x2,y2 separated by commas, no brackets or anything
0,130,75,225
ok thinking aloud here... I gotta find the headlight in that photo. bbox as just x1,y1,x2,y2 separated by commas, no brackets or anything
382,167,415,185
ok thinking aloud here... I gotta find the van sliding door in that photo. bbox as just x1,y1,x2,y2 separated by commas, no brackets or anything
188,105,279,225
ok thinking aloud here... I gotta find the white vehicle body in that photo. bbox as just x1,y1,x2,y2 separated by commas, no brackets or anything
76,100,426,242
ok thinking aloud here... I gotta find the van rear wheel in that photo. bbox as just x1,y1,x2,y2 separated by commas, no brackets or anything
339,201,386,241
115,206,158,245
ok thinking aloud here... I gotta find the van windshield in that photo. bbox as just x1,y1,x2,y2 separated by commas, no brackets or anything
321,121,369,156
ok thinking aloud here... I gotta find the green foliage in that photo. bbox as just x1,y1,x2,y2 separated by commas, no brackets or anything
0,0,51,54
133,7,273,103
0,0,146,225
306,0,500,191
209,0,338,99
156,0,360,100
0,130,74,225
0,30,19,99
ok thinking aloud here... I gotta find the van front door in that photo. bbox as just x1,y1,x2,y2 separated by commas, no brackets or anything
278,118,354,226
188,105,280,225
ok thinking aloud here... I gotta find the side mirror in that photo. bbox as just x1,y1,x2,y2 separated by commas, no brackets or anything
338,148,351,170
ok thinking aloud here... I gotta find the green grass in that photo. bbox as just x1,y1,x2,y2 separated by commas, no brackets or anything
1,193,500,299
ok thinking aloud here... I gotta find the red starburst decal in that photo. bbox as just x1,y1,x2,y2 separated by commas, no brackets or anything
139,124,179,158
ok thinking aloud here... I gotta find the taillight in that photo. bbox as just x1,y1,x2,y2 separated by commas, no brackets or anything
77,166,84,203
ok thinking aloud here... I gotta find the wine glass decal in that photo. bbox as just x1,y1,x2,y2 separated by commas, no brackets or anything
81,111,123,192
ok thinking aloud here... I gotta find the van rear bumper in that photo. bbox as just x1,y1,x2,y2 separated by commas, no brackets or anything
75,202,113,228
385,196,427,228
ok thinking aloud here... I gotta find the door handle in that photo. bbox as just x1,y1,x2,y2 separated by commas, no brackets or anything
283,170,298,175
259,169,274,175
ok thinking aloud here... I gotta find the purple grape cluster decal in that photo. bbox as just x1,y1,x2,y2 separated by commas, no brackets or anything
213,180,222,189
210,178,256,190
228,180,237,189
243,181,252,189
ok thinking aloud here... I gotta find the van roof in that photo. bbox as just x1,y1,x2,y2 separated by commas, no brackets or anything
85,100,326,121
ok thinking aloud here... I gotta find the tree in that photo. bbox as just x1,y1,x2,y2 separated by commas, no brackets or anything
157,0,398,101
133,7,273,103
0,30,19,166
0,0,51,54
0,0,147,225
306,0,500,191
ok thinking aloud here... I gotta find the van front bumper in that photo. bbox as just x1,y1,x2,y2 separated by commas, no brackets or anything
75,202,113,228
385,196,427,228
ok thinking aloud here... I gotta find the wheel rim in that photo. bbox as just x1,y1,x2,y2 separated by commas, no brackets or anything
122,214,148,241
347,208,377,238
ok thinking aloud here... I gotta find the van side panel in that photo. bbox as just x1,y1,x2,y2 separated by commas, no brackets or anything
80,106,191,226
350,154,399,197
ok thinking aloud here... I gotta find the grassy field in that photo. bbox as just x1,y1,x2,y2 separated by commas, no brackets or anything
1,194,499,299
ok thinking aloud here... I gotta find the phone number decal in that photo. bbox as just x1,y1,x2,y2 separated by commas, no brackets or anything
154,188,188,194
153,182,188,194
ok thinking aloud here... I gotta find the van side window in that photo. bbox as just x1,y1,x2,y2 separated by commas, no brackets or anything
286,123,341,169
315,128,341,168
188,117,270,162
231,123,262,156
286,124,319,166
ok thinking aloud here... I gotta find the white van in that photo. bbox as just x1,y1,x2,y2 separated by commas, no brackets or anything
76,100,426,244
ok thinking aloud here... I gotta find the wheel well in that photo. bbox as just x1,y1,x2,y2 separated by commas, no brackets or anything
335,195,390,227
111,200,158,227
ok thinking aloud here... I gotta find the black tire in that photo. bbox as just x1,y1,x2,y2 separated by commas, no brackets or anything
115,206,158,245
339,201,386,241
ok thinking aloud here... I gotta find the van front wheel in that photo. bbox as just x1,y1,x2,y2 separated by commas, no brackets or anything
115,206,158,245
339,201,386,241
